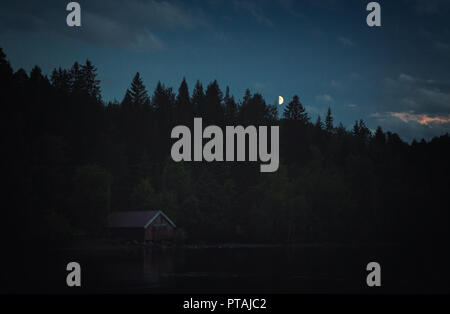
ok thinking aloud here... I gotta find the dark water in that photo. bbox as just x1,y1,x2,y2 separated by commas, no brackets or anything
4,244,450,294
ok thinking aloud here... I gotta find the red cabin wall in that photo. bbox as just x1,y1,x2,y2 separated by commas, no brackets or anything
144,214,175,242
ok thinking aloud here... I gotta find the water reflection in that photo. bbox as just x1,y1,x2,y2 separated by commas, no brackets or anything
49,244,450,294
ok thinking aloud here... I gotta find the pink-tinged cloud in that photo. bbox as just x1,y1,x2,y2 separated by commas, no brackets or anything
390,112,450,125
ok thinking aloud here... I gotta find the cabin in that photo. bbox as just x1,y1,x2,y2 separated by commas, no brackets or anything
107,210,176,242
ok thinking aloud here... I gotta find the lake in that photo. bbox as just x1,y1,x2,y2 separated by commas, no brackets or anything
4,243,450,294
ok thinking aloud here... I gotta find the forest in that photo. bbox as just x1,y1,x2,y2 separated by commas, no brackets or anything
2,47,449,246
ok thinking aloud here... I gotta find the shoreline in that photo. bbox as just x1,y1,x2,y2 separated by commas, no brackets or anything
58,240,415,252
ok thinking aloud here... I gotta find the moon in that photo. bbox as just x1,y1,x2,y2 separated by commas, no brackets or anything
278,96,284,106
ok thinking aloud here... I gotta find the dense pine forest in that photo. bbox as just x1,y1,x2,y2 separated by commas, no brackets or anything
2,47,450,246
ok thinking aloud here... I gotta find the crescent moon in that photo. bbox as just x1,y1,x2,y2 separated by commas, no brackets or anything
278,96,284,106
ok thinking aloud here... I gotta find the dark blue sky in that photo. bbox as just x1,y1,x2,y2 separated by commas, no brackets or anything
1,0,450,141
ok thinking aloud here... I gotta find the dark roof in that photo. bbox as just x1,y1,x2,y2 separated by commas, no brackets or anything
108,210,176,229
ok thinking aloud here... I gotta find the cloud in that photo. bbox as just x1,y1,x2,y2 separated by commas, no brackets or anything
389,112,450,125
233,0,274,27
382,73,450,115
277,0,306,19
79,12,166,51
397,73,416,83
371,73,450,141
330,80,342,89
316,94,334,103
370,111,450,142
0,0,200,52
436,42,450,53
338,36,356,47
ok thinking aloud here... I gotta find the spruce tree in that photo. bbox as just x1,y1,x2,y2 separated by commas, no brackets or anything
69,62,83,93
238,89,252,124
0,48,13,80
121,89,132,107
315,115,324,130
374,126,386,145
176,77,192,123
153,81,175,129
191,80,205,116
283,95,309,124
325,107,333,132
204,80,223,124
224,86,238,124
81,60,101,101
129,72,150,108
51,67,71,92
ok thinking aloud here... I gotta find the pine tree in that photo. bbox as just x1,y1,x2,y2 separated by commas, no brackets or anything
266,101,278,123
325,107,333,132
238,89,270,125
251,93,267,123
153,81,175,129
204,80,223,124
12,69,29,95
129,72,150,108
0,48,13,80
29,66,45,87
283,95,309,124
191,80,205,116
224,86,238,124
51,67,71,92
69,62,83,93
315,115,324,130
359,120,371,138
29,66,49,105
81,60,101,101
336,122,347,137
374,126,385,145
238,89,253,124
175,77,192,123
0,48,13,105
121,89,133,108
353,119,371,139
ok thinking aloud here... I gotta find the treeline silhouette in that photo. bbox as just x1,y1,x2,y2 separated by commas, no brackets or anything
2,47,450,245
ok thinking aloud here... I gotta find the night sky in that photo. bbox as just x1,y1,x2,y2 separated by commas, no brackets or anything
1,0,449,142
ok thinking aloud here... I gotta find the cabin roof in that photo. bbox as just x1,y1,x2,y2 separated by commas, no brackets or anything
108,210,176,229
